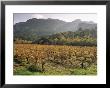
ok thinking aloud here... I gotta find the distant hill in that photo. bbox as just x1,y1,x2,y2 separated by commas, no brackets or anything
32,30,97,46
14,18,97,41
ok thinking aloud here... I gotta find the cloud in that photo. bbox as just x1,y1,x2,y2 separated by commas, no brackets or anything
31,14,44,19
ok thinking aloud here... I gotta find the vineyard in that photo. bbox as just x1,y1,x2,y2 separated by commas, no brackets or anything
14,44,97,75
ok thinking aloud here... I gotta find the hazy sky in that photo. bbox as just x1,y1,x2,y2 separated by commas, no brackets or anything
14,13,97,24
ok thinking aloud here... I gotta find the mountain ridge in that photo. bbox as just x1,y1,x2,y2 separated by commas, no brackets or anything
14,18,97,41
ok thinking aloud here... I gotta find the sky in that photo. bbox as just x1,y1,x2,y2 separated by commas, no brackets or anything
14,13,97,24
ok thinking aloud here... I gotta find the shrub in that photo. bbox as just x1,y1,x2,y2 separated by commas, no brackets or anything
27,65,42,72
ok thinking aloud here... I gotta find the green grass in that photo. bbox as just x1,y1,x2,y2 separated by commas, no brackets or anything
14,62,97,75
70,65,97,75
14,66,43,75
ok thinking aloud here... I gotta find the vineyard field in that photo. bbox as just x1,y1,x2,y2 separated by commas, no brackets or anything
14,44,97,75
